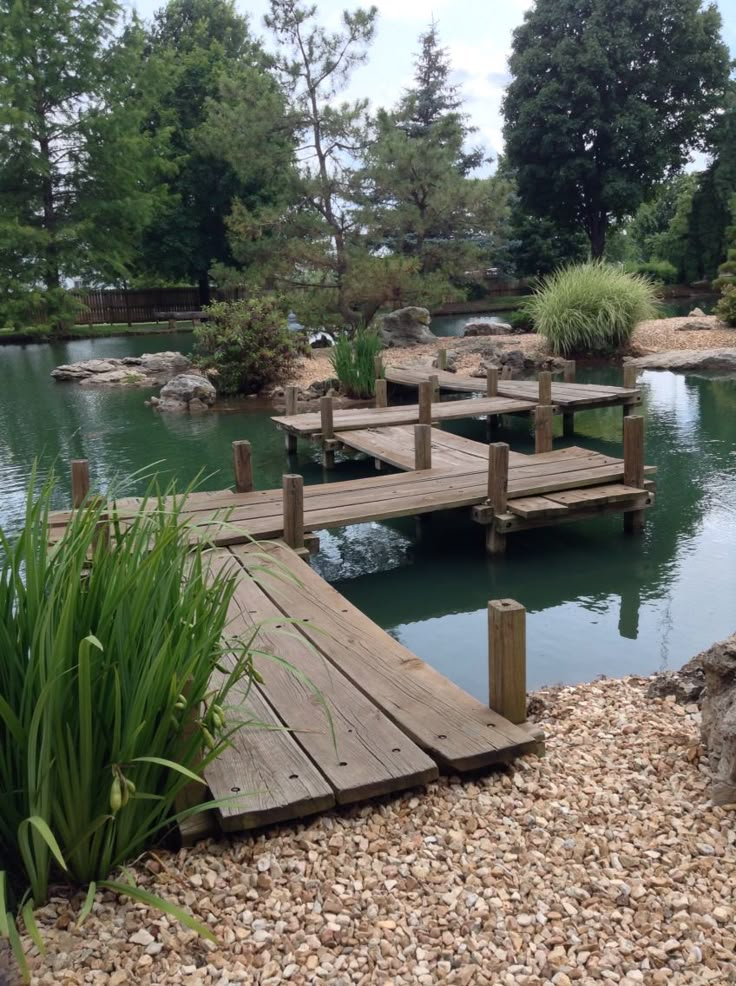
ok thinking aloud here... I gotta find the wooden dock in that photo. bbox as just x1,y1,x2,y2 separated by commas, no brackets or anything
204,541,539,832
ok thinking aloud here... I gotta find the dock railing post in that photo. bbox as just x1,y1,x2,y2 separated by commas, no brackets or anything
232,440,253,493
418,380,433,425
375,378,388,408
623,415,645,533
437,348,448,371
71,459,90,508
564,360,576,383
320,396,335,469
488,599,527,724
486,366,498,398
284,385,299,453
282,474,305,551
501,364,513,380
414,423,432,470
486,442,509,555
534,405,554,454
623,364,638,390
538,370,552,406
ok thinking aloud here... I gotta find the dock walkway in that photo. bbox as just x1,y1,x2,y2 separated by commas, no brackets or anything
205,541,538,832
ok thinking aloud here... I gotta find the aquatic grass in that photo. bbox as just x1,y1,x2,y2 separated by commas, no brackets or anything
0,475,280,976
329,329,383,399
523,262,659,355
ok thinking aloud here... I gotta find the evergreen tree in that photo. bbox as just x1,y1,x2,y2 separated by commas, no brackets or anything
0,0,162,327
503,0,731,259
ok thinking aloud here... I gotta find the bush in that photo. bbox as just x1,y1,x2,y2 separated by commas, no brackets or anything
194,297,301,395
329,329,383,398
715,284,736,326
508,309,535,333
0,478,260,972
523,262,660,355
625,259,678,284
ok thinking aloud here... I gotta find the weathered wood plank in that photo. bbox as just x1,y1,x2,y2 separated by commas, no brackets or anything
508,496,569,519
234,542,539,771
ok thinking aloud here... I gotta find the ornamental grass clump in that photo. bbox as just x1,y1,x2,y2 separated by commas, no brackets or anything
523,262,659,355
0,477,263,975
329,328,383,398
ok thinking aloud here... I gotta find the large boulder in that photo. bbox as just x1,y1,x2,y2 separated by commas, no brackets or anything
151,373,217,413
378,307,435,347
51,352,191,386
463,319,513,337
700,633,736,805
674,318,714,332
625,348,736,372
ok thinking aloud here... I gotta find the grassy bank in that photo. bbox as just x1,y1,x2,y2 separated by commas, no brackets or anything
0,321,195,345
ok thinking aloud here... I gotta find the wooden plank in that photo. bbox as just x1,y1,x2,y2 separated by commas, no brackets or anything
234,542,539,771
491,492,654,533
508,496,569,519
213,551,437,804
545,483,645,508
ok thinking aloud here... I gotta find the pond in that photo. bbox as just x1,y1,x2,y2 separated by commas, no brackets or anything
1,333,735,698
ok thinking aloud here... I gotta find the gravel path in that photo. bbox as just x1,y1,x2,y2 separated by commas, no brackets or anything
632,317,735,354
24,677,735,985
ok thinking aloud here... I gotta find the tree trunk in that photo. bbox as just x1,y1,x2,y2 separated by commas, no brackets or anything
38,134,60,292
588,214,607,260
198,273,211,307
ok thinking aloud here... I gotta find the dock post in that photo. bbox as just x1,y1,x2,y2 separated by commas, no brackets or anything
232,441,253,493
564,360,576,383
71,459,90,508
320,396,335,469
414,423,432,470
374,354,384,380
284,386,299,453
437,348,448,371
538,370,552,406
375,378,388,408
486,366,498,397
418,380,433,425
282,474,305,551
488,599,527,724
486,442,509,555
622,365,638,417
623,415,645,533
501,364,513,380
534,405,554,454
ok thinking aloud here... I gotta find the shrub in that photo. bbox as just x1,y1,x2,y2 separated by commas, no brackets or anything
0,477,260,973
508,309,535,333
523,262,659,355
715,284,736,326
329,329,383,398
194,297,301,395
625,259,678,284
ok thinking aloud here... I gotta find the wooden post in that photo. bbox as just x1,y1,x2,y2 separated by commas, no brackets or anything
418,381,433,425
562,412,575,437
414,423,432,470
534,405,554,454
429,373,440,402
282,474,304,550
486,442,509,555
437,348,448,371
538,370,552,406
71,459,90,508
501,364,513,380
623,364,638,390
320,396,335,468
232,441,253,493
488,599,527,724
374,354,384,380
168,317,176,331
564,360,576,383
375,378,388,408
284,386,298,453
623,415,645,532
486,366,498,397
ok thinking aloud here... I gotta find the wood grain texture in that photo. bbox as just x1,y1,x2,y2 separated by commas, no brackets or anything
488,600,527,725
71,459,90,508
232,441,253,493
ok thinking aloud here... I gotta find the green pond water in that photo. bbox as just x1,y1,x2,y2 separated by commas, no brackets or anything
1,331,735,697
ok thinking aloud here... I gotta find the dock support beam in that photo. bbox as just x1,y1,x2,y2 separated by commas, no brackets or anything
623,415,645,533
284,386,298,453
488,599,527,725
320,396,335,469
71,459,90,508
414,424,432,471
486,442,509,555
282,474,305,551
418,381,433,425
232,441,253,493
534,405,554,454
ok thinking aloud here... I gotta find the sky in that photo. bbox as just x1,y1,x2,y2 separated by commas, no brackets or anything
128,0,736,165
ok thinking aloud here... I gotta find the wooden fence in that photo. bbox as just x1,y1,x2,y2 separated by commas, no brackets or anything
72,287,247,325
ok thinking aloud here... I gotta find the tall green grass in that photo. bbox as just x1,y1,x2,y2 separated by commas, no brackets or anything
329,329,383,398
524,262,659,355
0,477,266,975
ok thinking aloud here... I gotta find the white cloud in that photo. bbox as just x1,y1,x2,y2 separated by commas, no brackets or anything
372,0,450,22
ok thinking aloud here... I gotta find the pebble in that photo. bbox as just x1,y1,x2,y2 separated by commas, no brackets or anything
19,677,736,986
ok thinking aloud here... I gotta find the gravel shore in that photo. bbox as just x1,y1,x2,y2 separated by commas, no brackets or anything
287,316,735,391
23,677,735,986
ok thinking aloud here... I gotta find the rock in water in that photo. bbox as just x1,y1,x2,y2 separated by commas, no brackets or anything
626,348,736,372
51,352,191,386
463,319,513,337
700,633,736,805
154,373,216,413
378,307,435,347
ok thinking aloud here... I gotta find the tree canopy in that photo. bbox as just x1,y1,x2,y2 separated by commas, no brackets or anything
503,0,731,259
